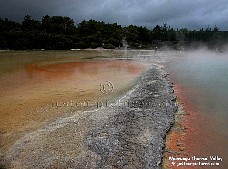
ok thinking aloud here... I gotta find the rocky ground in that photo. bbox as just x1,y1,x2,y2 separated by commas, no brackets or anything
1,64,177,169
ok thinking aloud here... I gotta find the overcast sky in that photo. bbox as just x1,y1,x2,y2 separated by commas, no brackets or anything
1,0,228,30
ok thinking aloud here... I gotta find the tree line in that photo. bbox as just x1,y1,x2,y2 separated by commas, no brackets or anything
0,15,228,50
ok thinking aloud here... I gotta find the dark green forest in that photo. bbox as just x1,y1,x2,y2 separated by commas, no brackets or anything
0,15,228,50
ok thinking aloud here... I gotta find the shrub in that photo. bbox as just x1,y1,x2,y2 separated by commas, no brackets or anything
103,43,115,49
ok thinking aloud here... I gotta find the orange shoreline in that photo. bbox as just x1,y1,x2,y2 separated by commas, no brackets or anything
163,75,205,169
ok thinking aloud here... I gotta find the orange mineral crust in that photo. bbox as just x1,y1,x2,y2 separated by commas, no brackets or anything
0,59,150,151
164,84,202,169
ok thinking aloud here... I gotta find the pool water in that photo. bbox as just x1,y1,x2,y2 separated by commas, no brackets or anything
166,51,228,168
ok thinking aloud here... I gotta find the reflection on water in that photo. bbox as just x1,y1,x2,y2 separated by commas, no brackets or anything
0,51,150,149
167,52,228,168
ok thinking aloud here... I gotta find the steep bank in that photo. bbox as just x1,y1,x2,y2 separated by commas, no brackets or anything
1,65,177,169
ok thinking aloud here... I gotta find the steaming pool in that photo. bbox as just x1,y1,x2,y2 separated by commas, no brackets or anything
166,51,228,168
1,49,227,168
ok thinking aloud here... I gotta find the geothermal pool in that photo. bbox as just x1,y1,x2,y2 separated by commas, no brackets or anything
166,51,228,168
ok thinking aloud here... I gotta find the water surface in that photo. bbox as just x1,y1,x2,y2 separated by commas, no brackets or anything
167,51,228,168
